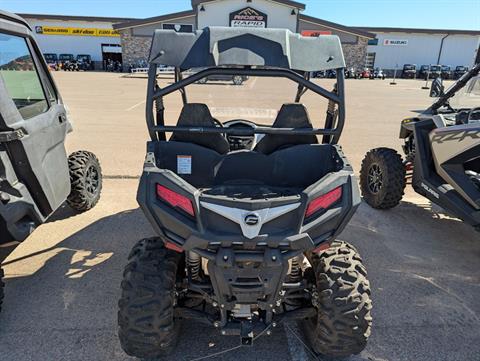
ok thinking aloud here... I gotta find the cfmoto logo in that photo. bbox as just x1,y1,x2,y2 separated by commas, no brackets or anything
244,213,260,226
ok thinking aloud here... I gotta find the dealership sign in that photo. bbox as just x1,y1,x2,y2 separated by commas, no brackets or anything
35,26,120,37
230,7,268,28
383,39,408,46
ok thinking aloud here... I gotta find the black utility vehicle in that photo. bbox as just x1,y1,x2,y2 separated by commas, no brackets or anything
441,65,452,79
76,54,93,71
419,64,430,79
360,57,480,230
0,12,103,315
43,53,58,70
429,65,442,79
454,65,468,79
117,27,372,359
402,64,417,79
58,53,77,71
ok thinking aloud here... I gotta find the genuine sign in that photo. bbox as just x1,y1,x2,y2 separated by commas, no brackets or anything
230,7,268,28
35,26,120,37
383,39,408,46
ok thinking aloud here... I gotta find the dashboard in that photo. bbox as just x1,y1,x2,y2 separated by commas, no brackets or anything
222,119,265,151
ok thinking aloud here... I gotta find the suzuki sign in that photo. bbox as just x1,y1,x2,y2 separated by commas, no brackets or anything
383,39,408,46
230,7,268,28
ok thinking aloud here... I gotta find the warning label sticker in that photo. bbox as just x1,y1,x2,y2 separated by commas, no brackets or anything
177,155,192,175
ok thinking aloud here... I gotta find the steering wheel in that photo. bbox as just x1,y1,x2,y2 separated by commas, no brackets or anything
467,107,480,124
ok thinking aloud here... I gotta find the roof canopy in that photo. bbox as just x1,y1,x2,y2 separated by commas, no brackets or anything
149,27,346,71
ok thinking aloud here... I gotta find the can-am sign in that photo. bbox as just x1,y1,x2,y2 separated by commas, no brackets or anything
230,7,268,28
383,39,408,46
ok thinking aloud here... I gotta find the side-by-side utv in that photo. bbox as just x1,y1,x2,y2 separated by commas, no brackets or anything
360,59,480,231
117,27,372,358
0,11,102,315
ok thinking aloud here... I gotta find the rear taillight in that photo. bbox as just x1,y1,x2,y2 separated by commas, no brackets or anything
156,184,195,217
305,186,342,218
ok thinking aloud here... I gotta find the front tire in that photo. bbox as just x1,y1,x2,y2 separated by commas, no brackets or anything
360,148,406,209
118,238,182,359
303,241,372,358
67,151,102,212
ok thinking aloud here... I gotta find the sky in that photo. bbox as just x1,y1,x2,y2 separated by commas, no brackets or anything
1,0,479,30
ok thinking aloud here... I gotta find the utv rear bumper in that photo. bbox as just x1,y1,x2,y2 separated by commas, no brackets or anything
137,163,360,252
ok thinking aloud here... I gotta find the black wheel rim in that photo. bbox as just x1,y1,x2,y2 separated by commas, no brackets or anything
85,165,100,197
367,164,383,194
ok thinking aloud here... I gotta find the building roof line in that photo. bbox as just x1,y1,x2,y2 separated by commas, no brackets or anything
191,0,306,10
18,13,136,23
299,14,375,39
113,10,196,30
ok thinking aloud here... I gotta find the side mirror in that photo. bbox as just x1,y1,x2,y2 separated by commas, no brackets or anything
430,77,444,97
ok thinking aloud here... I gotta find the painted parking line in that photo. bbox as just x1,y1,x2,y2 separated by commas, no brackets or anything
126,100,146,111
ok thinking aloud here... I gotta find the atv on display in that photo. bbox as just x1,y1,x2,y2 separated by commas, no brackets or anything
0,11,103,314
117,27,372,359
59,53,77,71
441,65,452,80
454,65,468,80
43,53,58,70
360,60,480,230
402,64,417,79
76,54,93,71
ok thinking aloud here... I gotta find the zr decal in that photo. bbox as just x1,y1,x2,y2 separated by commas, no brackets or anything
431,130,480,144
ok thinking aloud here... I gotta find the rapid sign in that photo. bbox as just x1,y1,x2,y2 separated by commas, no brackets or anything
230,7,268,28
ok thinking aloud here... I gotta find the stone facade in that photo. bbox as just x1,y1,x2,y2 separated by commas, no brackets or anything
342,37,368,70
120,31,152,69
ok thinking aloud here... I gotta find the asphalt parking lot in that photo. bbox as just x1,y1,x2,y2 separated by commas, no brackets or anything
1,72,480,361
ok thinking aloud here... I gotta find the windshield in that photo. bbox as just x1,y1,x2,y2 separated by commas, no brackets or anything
449,76,480,110
404,65,415,70
441,66,450,71
77,55,90,61
44,53,57,61
430,66,441,72
456,66,467,71
59,54,73,61
421,65,429,71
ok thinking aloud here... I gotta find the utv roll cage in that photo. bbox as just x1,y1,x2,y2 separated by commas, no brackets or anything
145,27,347,144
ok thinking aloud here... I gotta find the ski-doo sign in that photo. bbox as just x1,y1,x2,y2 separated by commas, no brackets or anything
230,7,268,28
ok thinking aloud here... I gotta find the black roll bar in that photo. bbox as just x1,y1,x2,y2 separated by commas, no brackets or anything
146,65,346,144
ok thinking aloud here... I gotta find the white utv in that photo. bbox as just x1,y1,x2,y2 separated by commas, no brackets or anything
0,11,102,314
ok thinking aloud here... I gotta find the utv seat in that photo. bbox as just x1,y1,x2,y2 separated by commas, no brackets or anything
170,103,230,154
254,103,318,155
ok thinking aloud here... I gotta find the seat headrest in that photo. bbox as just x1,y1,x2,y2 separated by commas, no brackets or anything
170,103,230,154
253,103,318,155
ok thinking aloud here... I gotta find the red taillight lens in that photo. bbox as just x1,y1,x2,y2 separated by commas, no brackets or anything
156,184,195,217
305,187,342,218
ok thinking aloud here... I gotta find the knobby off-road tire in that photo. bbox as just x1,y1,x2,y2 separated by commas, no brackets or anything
0,267,4,314
304,241,372,358
67,151,102,212
233,75,244,86
118,238,182,359
360,148,406,209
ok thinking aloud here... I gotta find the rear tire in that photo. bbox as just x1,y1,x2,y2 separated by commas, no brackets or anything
118,238,182,359
360,148,406,209
67,151,102,212
303,241,372,358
